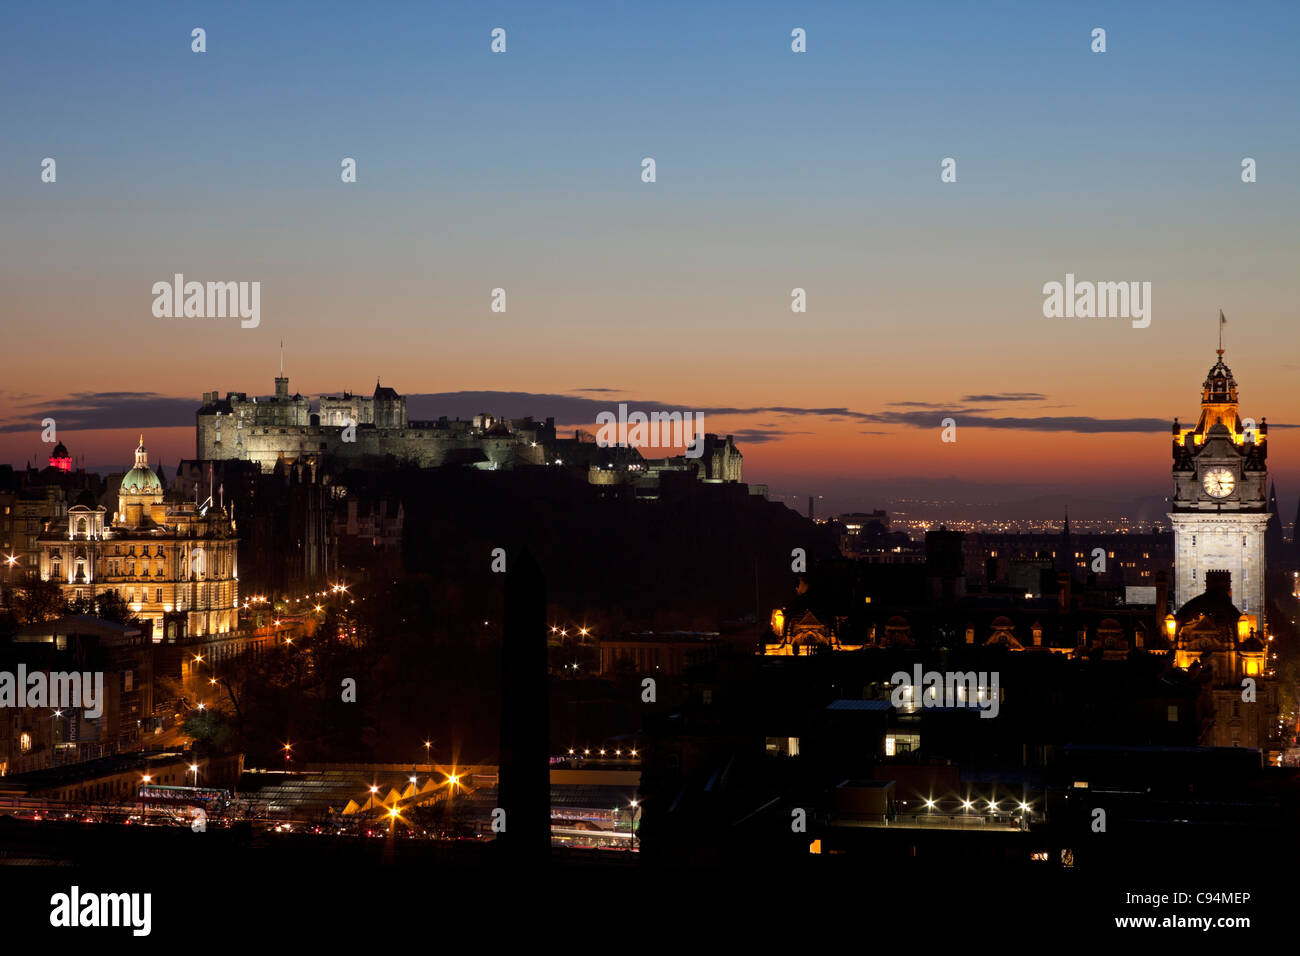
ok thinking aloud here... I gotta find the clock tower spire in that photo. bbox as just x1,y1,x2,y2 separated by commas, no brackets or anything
1168,337,1269,622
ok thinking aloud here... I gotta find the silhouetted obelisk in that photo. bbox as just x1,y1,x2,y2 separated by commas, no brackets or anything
497,547,549,863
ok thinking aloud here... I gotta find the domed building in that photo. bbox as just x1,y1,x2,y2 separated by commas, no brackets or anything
117,436,165,527
38,437,239,642
47,441,71,473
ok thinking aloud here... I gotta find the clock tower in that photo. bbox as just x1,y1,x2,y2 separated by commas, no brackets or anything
1168,347,1269,620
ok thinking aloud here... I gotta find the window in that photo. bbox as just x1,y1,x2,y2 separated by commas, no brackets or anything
19,732,31,753
156,588,162,603
885,733,921,755
1167,705,1179,722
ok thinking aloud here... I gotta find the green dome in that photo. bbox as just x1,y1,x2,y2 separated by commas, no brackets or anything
122,465,161,493
122,436,162,493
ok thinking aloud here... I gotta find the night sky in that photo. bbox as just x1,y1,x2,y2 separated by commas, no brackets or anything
2,1,1297,511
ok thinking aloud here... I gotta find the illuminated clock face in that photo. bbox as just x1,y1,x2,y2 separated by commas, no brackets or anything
1202,467,1235,498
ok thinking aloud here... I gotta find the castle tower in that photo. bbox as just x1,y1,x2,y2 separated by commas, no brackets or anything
1168,343,1269,620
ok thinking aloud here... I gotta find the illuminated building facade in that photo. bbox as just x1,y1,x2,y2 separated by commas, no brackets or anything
1170,569,1276,750
48,442,71,473
196,374,552,473
1168,349,1269,620
36,438,239,641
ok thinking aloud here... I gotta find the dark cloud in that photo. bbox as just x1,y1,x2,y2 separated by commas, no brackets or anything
867,412,1172,433
0,392,194,434
958,392,1047,403
729,428,814,445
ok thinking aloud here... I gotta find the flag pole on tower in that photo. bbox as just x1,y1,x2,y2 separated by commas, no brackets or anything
1219,309,1227,354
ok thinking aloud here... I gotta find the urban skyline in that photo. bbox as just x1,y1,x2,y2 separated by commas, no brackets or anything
1,0,1293,939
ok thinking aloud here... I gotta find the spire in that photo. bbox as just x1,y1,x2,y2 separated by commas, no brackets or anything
1218,309,1226,355
1062,507,1070,537
280,340,284,376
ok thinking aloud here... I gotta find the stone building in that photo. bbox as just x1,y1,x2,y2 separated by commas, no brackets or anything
36,438,238,642
1170,570,1276,750
197,374,553,473
0,616,155,774
1168,348,1270,619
